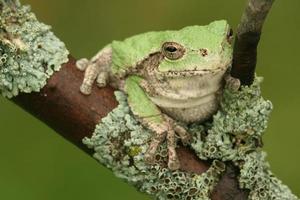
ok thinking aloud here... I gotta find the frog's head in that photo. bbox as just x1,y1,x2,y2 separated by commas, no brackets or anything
157,20,233,77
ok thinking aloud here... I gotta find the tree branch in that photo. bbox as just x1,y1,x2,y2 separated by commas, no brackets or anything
12,57,249,200
231,0,275,85
2,0,278,199
12,56,118,154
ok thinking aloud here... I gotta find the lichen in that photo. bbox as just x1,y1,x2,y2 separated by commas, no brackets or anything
0,0,69,98
190,77,272,162
83,78,298,200
238,151,298,200
83,92,225,200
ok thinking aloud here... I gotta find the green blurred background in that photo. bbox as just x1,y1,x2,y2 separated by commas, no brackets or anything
0,0,299,199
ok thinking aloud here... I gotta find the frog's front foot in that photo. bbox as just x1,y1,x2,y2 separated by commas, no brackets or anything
144,116,191,171
76,58,109,95
225,75,241,91
76,58,89,71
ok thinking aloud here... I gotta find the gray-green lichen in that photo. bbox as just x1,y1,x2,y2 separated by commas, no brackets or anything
83,92,225,200
238,151,298,200
190,77,272,162
83,78,299,200
0,0,69,98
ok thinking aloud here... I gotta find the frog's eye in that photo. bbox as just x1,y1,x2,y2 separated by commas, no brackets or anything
162,42,185,60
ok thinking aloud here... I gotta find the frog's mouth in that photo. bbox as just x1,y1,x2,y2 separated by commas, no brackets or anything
155,54,232,77
164,67,223,77
157,65,228,78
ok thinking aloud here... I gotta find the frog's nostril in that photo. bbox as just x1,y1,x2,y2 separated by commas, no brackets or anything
200,48,208,57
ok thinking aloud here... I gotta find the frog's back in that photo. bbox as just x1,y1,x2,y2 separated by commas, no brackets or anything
111,31,166,75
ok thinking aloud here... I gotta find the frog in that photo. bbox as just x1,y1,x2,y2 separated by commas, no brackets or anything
76,20,240,170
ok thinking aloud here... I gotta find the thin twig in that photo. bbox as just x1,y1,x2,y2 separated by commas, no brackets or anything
231,0,275,85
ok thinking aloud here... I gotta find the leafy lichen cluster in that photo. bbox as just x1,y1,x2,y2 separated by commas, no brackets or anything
84,78,298,200
0,0,69,98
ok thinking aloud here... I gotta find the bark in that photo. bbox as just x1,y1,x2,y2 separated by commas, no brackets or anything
231,0,275,85
12,56,118,154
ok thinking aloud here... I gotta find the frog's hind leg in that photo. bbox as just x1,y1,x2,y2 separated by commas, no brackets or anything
125,75,191,170
76,46,112,95
166,127,179,170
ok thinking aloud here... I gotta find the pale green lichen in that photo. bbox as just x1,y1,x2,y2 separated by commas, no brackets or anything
83,92,225,200
84,78,299,200
238,151,298,200
190,77,272,162
0,0,69,98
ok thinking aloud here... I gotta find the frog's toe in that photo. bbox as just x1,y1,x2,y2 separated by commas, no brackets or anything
96,72,108,88
167,147,180,170
144,145,157,164
80,83,92,95
164,115,191,145
225,75,241,91
168,157,180,171
174,125,192,145
76,58,89,71
167,129,180,170
145,130,166,165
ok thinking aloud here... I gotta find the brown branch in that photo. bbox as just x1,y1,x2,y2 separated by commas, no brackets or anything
231,0,275,85
5,0,277,199
12,58,249,200
12,56,118,155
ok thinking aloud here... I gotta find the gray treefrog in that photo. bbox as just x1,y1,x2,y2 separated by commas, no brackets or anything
76,20,239,170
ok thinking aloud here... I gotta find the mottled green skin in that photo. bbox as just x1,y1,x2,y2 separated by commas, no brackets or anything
110,20,232,127
125,75,163,124
111,20,231,75
75,20,233,171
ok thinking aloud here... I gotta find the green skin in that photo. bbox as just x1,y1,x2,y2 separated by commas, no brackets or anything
76,20,237,170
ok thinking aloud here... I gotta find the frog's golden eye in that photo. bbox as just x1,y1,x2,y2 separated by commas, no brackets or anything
162,42,185,60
